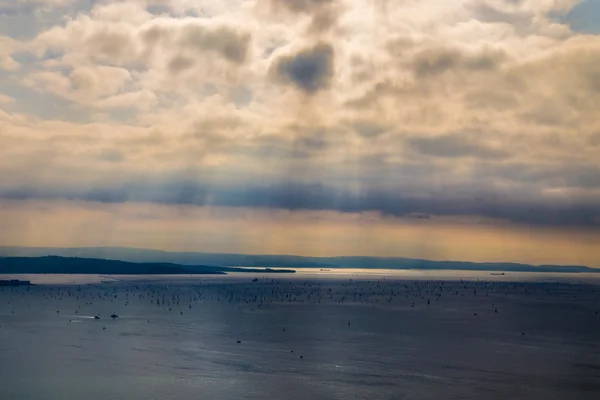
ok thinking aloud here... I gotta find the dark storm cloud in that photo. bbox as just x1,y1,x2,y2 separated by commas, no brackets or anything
273,42,334,93
2,179,599,228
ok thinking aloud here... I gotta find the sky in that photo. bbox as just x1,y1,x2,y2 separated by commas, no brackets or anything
1,0,600,267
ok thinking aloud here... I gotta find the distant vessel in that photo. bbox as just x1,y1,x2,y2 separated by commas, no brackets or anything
0,279,32,286
252,278,258,282
490,272,506,276
320,269,331,272
110,314,119,318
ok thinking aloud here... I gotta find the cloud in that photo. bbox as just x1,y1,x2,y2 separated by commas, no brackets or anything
266,0,341,34
0,36,20,71
308,4,342,34
166,55,195,74
34,9,251,66
22,65,132,105
0,93,15,104
94,90,158,110
269,0,334,14
272,42,334,93
98,148,126,163
0,0,77,11
1,176,599,228
351,120,386,138
179,24,251,64
408,133,509,159
1,0,600,236
19,0,76,5
412,46,506,78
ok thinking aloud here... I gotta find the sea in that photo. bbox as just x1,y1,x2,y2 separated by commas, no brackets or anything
1,270,599,400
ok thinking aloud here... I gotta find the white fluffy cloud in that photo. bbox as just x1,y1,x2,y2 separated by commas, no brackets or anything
0,36,21,71
1,0,600,230
22,65,132,104
16,0,78,6
0,93,15,104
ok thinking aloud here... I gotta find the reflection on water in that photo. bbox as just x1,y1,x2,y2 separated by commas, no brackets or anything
1,274,599,400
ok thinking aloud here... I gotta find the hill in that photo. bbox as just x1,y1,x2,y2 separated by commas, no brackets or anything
0,256,295,275
0,246,597,273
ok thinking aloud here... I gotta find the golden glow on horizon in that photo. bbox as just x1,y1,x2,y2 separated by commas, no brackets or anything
1,199,599,268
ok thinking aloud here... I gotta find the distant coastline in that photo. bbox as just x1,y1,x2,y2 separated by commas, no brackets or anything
0,246,597,274
0,256,296,275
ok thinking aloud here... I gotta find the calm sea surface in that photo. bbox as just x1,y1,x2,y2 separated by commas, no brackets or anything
1,271,599,400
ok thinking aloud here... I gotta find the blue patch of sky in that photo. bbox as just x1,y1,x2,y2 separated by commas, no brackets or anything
0,0,94,39
0,69,138,124
561,0,600,34
11,52,39,65
0,79,86,123
0,85,139,124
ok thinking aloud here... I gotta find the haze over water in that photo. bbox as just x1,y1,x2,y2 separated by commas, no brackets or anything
1,272,599,400
3,0,600,397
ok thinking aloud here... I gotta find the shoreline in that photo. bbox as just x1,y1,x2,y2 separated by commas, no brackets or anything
2,269,600,286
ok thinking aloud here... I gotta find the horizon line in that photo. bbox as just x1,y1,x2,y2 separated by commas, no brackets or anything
0,244,593,269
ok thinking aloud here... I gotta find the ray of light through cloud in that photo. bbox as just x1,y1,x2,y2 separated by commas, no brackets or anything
0,0,599,266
